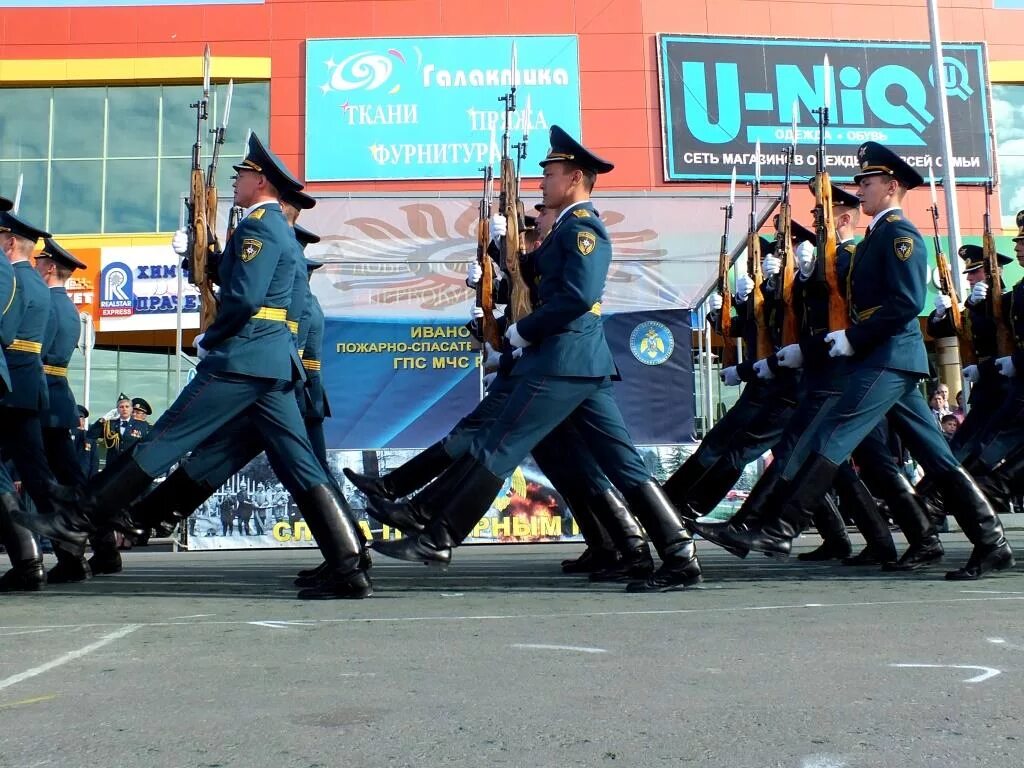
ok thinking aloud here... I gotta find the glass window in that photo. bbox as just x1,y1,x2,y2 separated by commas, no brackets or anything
158,157,192,232
105,159,158,233
0,87,51,159
993,84,1024,228
0,160,47,226
52,87,105,159
107,86,160,159
50,159,103,234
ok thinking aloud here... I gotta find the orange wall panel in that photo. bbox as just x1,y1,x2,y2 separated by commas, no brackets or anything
579,33,646,73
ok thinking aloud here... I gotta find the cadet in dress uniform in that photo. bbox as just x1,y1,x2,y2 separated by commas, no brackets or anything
32,238,95,584
708,142,1013,581
372,126,700,592
18,133,371,600
0,194,47,592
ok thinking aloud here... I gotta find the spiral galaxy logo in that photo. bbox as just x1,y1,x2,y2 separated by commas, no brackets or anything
321,50,403,95
629,321,674,366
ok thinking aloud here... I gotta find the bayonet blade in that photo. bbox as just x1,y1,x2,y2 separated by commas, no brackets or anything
510,42,519,90
12,173,23,214
754,138,761,185
221,79,234,130
203,44,212,96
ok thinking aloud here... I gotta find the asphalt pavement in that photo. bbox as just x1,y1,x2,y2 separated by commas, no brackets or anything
1,533,1022,768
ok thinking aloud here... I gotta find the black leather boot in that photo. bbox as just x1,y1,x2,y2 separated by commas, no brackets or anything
833,467,899,566
343,442,453,502
0,492,45,592
294,484,372,599
588,489,654,582
661,454,713,512
689,463,786,558
560,486,618,574
622,481,702,592
13,455,152,551
880,473,943,571
47,542,91,584
798,493,852,561
371,456,503,566
702,454,840,559
88,529,123,575
364,452,479,536
682,457,745,519
942,467,1015,580
129,469,216,540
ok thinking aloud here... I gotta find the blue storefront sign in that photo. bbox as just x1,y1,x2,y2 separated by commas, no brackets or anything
305,35,582,181
658,35,993,184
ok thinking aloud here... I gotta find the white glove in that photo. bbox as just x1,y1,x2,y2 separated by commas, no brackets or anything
489,214,507,240
470,305,484,322
735,274,755,302
709,292,723,312
761,254,782,278
466,262,483,288
194,332,208,360
776,343,804,369
720,366,741,386
968,281,989,305
933,293,953,316
505,322,530,349
825,329,854,358
483,342,501,372
103,408,119,421
996,356,1017,378
796,242,816,279
753,358,774,380
483,372,497,390
511,347,524,360
171,229,189,256
962,364,979,384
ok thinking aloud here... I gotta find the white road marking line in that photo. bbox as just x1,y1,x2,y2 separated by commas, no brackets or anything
1,594,1023,633
168,614,216,620
801,756,848,768
440,593,465,597
987,637,1024,651
511,643,608,654
0,629,56,637
960,590,1023,594
248,620,317,630
0,624,141,693
889,663,1001,684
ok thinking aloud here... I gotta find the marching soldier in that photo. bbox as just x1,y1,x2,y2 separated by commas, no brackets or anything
17,133,372,600
370,126,700,592
74,405,99,481
704,142,1013,581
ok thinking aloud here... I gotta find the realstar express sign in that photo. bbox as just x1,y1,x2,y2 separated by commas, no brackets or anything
657,35,993,184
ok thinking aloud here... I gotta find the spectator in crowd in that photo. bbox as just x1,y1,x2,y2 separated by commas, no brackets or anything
236,487,255,535
929,390,951,424
940,414,959,442
220,494,238,536
253,482,274,535
953,389,966,424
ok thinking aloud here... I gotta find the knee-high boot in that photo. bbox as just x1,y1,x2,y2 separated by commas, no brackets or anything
588,489,655,581
797,492,852,561
830,466,898,565
705,454,840,559
688,461,786,558
371,455,504,566
294,484,372,599
623,481,702,592
0,492,44,592
343,442,453,501
879,472,943,571
941,466,1015,580
559,488,619,574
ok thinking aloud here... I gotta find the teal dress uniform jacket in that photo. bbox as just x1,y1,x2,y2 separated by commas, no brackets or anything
513,202,616,378
0,256,14,397
843,211,929,376
201,203,304,383
3,261,51,412
300,293,330,421
42,286,81,429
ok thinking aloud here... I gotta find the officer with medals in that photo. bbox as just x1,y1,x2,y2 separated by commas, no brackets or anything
74,405,99,481
17,133,372,600
928,243,1013,458
33,238,95,584
371,126,700,592
90,393,148,465
0,194,47,591
706,141,1013,581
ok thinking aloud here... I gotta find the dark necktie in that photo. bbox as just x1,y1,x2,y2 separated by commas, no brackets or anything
120,421,128,434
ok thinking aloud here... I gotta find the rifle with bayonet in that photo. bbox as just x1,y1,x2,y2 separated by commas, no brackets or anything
196,77,233,332
748,143,772,361
498,42,533,323
774,106,798,347
927,167,973,364
812,55,848,332
475,165,501,350
717,168,737,367
985,180,1013,356
186,45,212,330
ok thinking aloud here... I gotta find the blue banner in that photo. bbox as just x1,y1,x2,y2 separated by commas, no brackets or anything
658,35,992,183
305,35,581,181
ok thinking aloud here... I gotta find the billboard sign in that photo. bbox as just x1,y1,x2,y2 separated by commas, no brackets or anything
658,35,993,183
305,35,582,181
97,245,201,331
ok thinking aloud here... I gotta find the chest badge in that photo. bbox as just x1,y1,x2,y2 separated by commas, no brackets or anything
577,231,596,256
241,238,263,262
894,237,914,261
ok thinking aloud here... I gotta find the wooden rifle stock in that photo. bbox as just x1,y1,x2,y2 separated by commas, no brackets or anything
814,173,847,331
476,167,501,350
984,183,1013,356
933,228,974,365
775,204,799,347
500,156,533,323
717,198,735,367
750,233,771,360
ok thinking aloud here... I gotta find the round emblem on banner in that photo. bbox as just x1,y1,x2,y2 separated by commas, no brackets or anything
629,321,674,366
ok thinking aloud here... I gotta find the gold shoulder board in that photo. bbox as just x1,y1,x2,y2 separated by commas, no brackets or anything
885,213,902,223
572,209,590,218
250,208,266,220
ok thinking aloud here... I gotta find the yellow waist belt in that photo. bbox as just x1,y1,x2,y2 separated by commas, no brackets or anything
302,359,321,372
251,306,288,322
8,339,42,354
590,302,602,316
43,364,68,377
287,320,299,334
